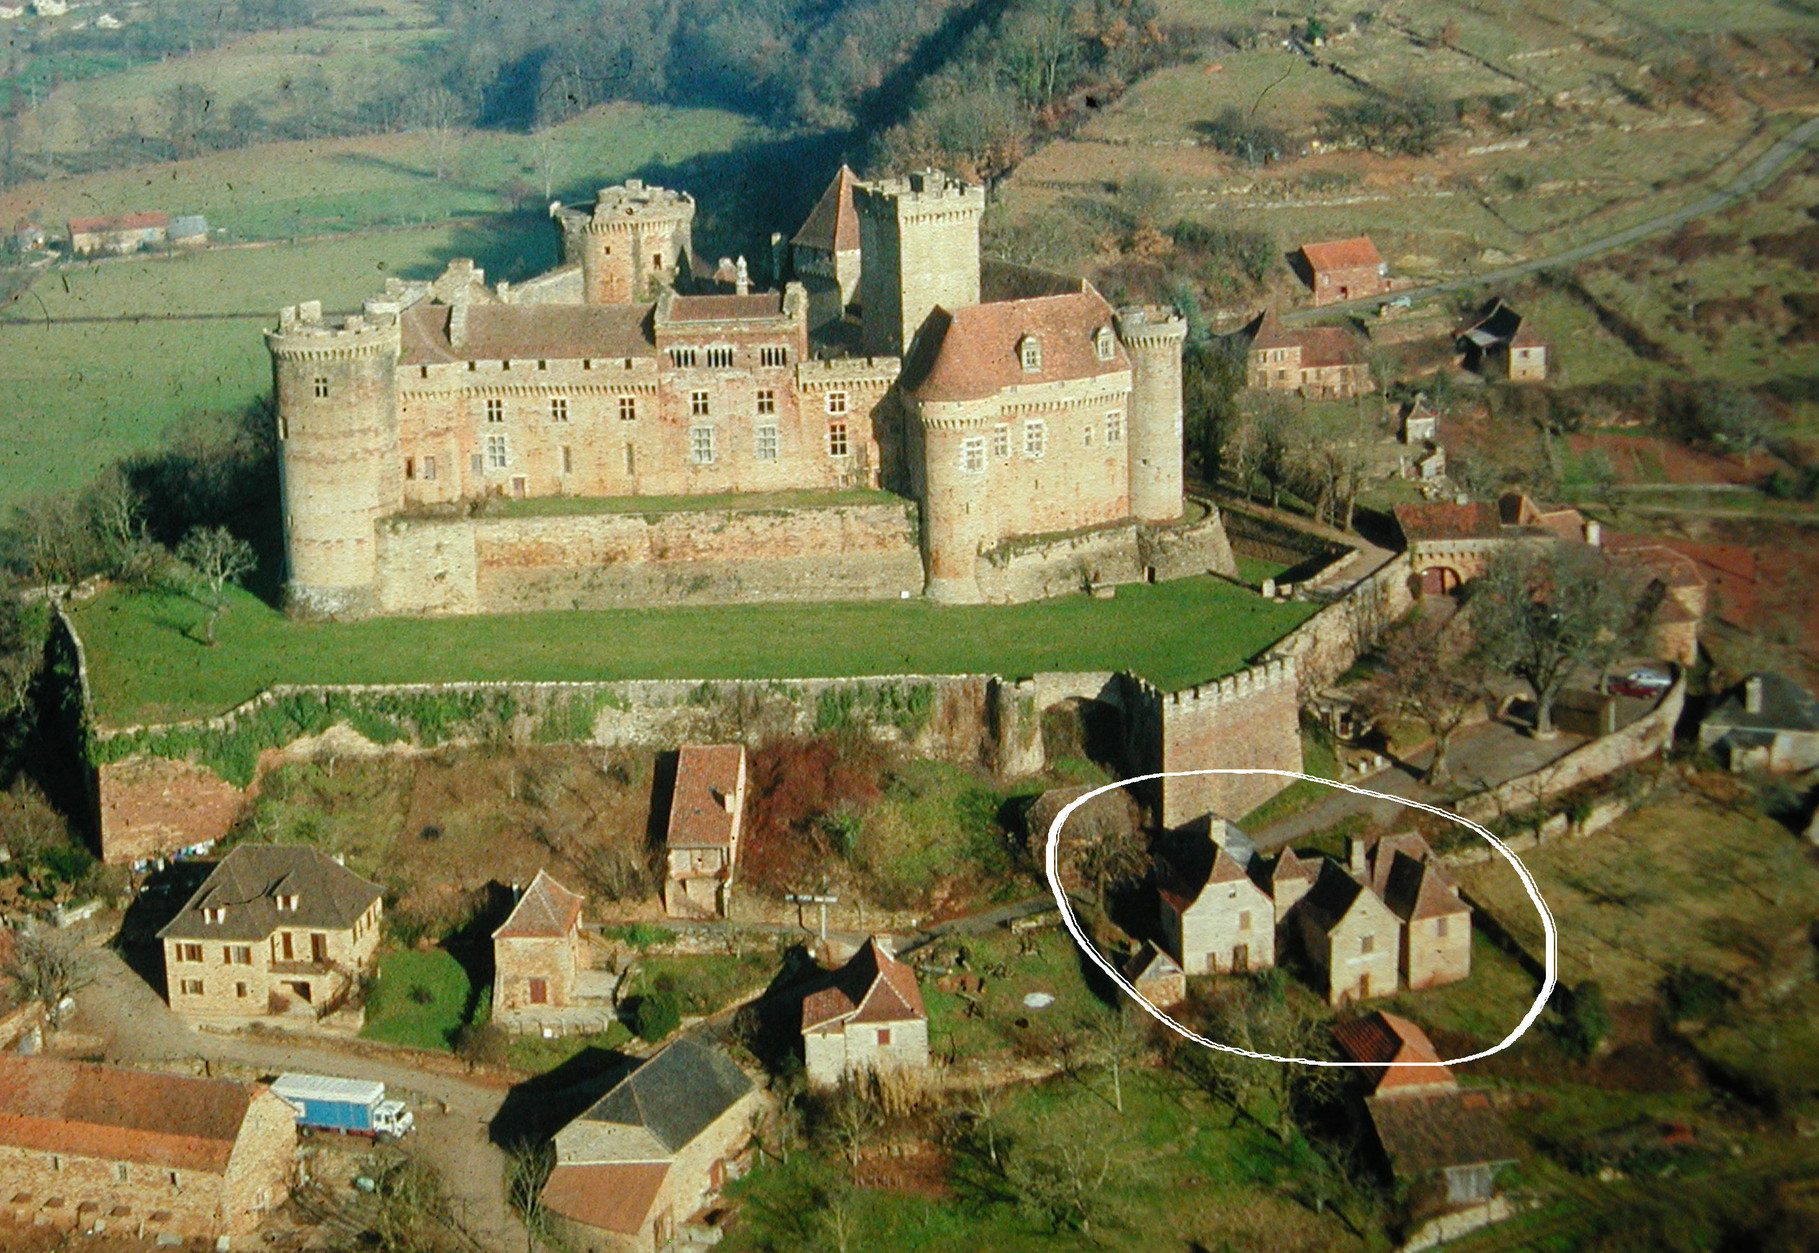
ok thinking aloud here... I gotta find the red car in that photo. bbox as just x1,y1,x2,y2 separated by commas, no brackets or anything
1608,666,1674,698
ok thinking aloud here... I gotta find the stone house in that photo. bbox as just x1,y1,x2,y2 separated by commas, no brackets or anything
1157,822,1275,975
8,221,45,252
1123,942,1186,1009
1359,835,1471,992
66,211,168,256
663,744,747,918
1333,1012,1517,1211
1296,859,1401,1004
491,869,586,1016
169,214,209,247
0,1055,295,1241
1243,309,1375,398
1262,846,1317,944
800,937,929,1085
1698,672,1819,773
1299,236,1389,305
157,844,383,1025
540,1037,762,1253
1456,297,1547,382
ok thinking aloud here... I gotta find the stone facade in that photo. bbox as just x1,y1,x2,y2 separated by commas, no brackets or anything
270,168,1196,616
1158,842,1276,975
1148,658,1302,828
492,870,586,1016
800,938,929,1086
663,745,747,919
1301,236,1390,305
0,1057,295,1242
1298,863,1402,1004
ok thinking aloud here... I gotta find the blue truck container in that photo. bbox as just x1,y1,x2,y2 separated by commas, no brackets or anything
270,1073,414,1137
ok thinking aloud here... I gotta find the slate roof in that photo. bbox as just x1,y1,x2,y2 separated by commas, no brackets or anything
159,844,382,943
1331,1011,1454,1095
571,1037,753,1157
901,287,1127,403
666,744,746,850
397,301,656,364
492,869,585,940
1381,855,1466,924
0,1056,259,1174
1296,858,1374,932
1704,672,1819,735
1367,1089,1518,1175
792,164,861,254
1301,235,1383,273
1360,832,1434,897
1124,942,1183,984
540,1161,669,1235
802,938,926,1033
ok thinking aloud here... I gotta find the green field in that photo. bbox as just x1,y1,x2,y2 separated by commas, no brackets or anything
71,574,1316,726
361,948,475,1050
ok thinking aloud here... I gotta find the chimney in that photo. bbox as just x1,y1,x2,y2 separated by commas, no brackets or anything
1584,519,1602,546
1744,675,1764,716
1348,836,1369,877
735,255,750,296
448,301,469,350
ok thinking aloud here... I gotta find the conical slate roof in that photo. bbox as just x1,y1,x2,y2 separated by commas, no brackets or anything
792,164,861,253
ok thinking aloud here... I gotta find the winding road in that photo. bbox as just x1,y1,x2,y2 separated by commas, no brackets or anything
1283,113,1819,323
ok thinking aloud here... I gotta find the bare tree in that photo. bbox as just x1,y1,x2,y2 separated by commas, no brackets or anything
528,125,563,201
1083,1005,1147,1113
365,1154,454,1253
3,928,93,1027
175,526,256,646
410,86,466,180
1469,543,1649,737
1355,609,1489,783
1000,1115,1118,1236
1172,972,1337,1145
826,1080,879,1180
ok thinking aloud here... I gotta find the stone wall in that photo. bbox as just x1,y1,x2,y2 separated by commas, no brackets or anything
1265,552,1415,689
972,502,1236,604
1143,658,1303,827
373,499,924,615
1219,504,1346,569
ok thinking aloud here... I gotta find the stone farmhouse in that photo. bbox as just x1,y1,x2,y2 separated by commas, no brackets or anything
158,844,383,1025
1456,297,1547,382
1294,859,1403,1003
1332,1012,1517,1211
1699,671,1819,773
540,1037,762,1253
268,166,1230,617
663,743,747,919
1299,235,1390,305
1243,309,1375,398
1157,822,1275,975
0,1055,295,1241
492,869,586,1017
66,211,168,255
800,937,929,1086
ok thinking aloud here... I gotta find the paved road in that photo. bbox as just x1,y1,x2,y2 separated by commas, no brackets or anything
1284,113,1819,323
72,944,524,1253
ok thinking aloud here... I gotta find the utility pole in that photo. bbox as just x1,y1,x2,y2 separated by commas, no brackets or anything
785,892,838,942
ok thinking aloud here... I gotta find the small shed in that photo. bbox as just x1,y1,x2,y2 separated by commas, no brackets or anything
169,214,210,246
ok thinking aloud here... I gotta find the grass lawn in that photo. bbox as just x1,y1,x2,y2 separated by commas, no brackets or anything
632,951,780,1018
72,574,1316,727
922,926,1112,1063
1237,726,1341,829
503,1024,633,1075
361,948,474,1051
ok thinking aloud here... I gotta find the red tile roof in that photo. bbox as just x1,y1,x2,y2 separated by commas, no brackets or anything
664,292,788,323
665,744,746,850
0,1056,259,1174
67,211,169,234
492,869,585,939
1393,500,1504,542
1246,310,1367,368
802,938,926,1033
1301,235,1382,273
398,301,655,364
792,164,861,254
541,1161,669,1235
1331,1011,1454,1095
902,287,1125,403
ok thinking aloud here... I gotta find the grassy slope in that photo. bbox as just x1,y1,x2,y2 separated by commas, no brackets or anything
72,575,1316,726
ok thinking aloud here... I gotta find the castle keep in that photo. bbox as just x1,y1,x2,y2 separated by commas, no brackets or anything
270,168,1228,617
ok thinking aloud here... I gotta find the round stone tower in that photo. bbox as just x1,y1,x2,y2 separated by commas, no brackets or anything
1115,305,1187,524
912,400,990,604
267,300,403,618
555,179,696,305
853,170,984,358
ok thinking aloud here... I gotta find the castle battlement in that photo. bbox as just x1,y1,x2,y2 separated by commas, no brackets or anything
794,356,901,385
1115,305,1188,345
1164,657,1295,709
269,302,399,358
570,179,694,226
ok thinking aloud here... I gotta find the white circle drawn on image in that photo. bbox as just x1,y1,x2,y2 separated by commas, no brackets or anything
1044,768,1557,1068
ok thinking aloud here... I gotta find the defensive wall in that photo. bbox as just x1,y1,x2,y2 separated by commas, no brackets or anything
973,501,1236,603
1264,550,1416,689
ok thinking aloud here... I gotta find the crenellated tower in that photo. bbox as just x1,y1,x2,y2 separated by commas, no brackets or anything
267,300,402,617
1115,305,1187,525
853,170,984,357
555,179,695,305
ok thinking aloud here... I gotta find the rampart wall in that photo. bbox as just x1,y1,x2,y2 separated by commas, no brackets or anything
973,503,1236,603
372,500,924,615
1264,551,1416,689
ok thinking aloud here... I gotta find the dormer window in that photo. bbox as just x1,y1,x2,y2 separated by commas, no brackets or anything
1094,326,1115,361
275,893,299,912
202,906,226,925
1019,335,1042,372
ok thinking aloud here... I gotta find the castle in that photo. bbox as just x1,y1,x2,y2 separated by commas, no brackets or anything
269,168,1231,617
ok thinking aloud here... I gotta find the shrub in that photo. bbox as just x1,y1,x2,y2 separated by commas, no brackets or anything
631,988,681,1042
1554,980,1609,1059
1662,967,1732,1021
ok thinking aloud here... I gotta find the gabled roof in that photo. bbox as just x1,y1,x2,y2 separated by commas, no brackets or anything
802,938,926,1033
493,869,585,940
1705,671,1819,735
1269,847,1317,886
1298,858,1394,934
1457,296,1523,343
792,164,861,254
1330,1011,1454,1096
567,1037,753,1159
662,292,788,323
1246,308,1297,351
1245,310,1367,367
0,1056,264,1174
1381,855,1465,924
1392,500,1504,543
1366,1089,1518,1176
158,844,382,943
1124,942,1183,984
68,211,168,234
1301,235,1382,273
1361,832,1434,897
901,286,1126,403
666,744,746,850
398,301,656,364
540,1161,669,1235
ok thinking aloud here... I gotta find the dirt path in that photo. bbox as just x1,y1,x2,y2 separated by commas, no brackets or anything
72,943,524,1253
1284,113,1819,322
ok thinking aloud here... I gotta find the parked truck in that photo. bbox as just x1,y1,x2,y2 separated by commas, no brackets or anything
270,1073,414,1137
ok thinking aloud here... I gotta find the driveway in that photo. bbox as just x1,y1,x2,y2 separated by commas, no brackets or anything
72,943,524,1253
